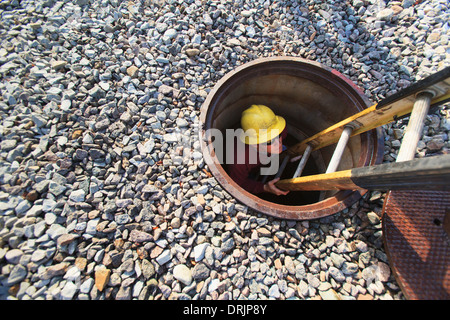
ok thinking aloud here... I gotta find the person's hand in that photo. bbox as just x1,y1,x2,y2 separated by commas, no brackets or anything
264,177,289,196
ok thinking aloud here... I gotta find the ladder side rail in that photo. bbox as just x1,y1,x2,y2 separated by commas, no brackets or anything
276,154,450,192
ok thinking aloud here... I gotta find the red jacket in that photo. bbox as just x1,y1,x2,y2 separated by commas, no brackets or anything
227,128,287,194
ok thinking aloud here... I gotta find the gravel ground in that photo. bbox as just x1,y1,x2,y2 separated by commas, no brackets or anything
0,0,449,300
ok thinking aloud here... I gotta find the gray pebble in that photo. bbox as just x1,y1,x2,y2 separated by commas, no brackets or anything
156,250,172,265
6,265,28,285
69,190,85,203
173,264,192,286
5,249,24,264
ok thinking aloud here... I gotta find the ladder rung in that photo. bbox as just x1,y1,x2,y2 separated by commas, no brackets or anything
274,154,290,179
325,126,353,174
292,144,312,178
396,91,433,162
261,152,290,184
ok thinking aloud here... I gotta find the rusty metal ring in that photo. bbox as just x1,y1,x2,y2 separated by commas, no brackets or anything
199,57,384,220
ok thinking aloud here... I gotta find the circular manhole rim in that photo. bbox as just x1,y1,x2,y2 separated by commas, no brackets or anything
199,56,384,220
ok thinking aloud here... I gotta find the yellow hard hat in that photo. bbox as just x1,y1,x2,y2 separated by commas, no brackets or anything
240,105,286,145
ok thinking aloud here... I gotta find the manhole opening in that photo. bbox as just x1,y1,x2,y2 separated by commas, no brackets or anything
200,57,384,220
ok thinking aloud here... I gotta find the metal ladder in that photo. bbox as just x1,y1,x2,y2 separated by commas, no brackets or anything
264,66,450,191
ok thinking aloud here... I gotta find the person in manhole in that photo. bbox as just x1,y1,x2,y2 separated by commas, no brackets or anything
228,104,301,196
